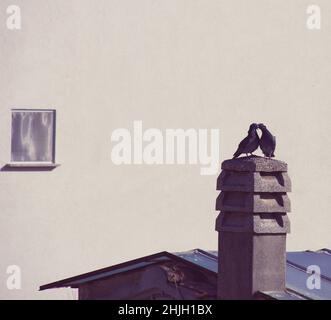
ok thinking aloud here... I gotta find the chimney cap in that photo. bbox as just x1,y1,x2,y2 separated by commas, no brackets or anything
222,156,287,172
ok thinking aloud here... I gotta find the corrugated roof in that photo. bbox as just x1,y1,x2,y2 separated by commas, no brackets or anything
40,248,331,300
286,249,331,300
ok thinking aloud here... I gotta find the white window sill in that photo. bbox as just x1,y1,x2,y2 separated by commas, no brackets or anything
6,162,60,168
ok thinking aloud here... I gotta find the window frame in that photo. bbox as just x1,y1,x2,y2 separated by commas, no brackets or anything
8,108,59,168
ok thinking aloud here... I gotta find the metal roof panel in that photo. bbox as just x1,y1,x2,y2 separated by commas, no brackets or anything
40,248,331,300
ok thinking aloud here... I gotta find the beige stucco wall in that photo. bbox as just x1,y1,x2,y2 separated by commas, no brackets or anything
0,0,330,299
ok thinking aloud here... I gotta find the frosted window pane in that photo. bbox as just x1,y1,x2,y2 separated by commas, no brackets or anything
11,111,55,162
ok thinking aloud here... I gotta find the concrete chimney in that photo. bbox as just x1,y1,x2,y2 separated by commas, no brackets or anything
215,156,291,300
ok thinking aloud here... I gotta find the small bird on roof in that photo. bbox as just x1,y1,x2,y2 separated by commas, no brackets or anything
258,123,276,158
233,123,260,158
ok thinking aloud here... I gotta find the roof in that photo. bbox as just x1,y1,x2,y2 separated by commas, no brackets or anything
40,248,331,300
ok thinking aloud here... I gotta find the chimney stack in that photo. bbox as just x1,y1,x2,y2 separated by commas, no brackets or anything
215,156,291,300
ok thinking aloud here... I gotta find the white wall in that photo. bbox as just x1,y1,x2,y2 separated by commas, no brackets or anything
0,0,331,299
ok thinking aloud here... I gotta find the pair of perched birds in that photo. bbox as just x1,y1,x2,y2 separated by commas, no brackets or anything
233,123,276,158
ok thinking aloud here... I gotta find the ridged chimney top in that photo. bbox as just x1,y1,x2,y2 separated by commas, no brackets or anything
221,155,287,172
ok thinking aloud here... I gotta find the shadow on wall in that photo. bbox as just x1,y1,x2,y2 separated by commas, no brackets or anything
1,164,58,172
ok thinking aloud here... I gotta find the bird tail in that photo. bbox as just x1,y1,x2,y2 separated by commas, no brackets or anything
233,151,240,158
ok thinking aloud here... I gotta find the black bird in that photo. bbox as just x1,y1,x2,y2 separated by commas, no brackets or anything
258,123,276,158
233,123,260,158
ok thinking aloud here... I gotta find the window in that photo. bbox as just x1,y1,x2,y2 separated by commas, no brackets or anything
10,109,56,166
